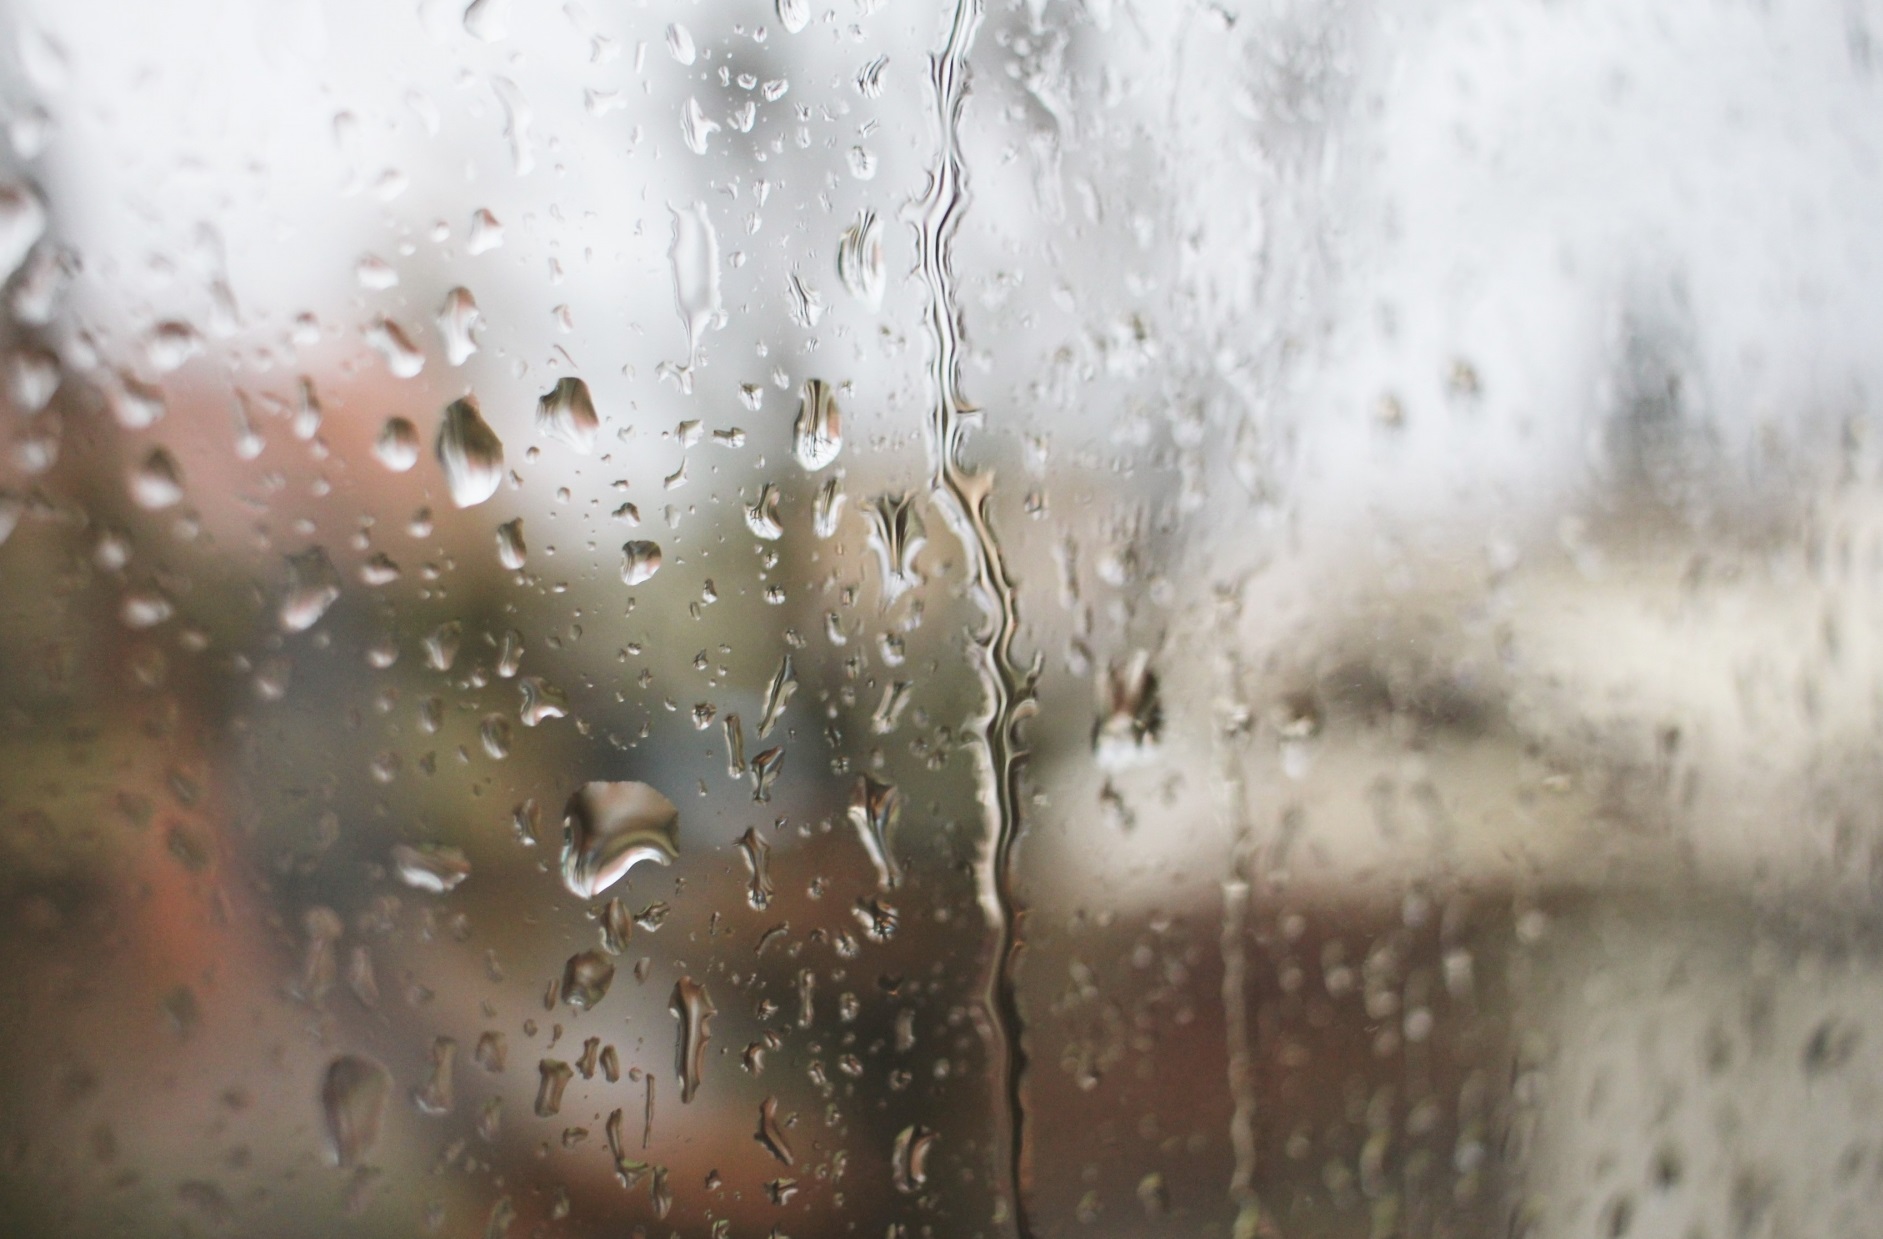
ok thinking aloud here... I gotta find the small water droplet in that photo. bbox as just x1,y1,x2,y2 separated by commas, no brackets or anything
838,209,886,308
468,208,504,254
750,746,785,803
279,547,342,633
437,287,481,366
855,55,889,98
892,1124,935,1192
130,448,184,510
793,379,841,471
536,377,599,453
737,826,773,910
412,1037,458,1115
322,1056,391,1168
436,396,505,508
681,97,720,155
786,271,825,327
375,418,420,471
668,204,721,391
424,621,462,672
670,976,715,1103
560,781,680,899
621,540,663,586
665,23,696,64
496,518,526,570
0,184,47,284
144,321,202,373
534,1059,573,1117
758,654,797,738
755,1095,794,1165
392,843,471,893
480,714,511,759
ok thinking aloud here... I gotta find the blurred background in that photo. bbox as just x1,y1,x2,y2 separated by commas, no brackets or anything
3,0,1883,1236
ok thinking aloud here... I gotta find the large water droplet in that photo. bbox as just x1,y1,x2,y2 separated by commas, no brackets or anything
321,1055,390,1168
848,775,901,889
561,949,616,1010
744,482,784,540
468,208,504,253
391,843,471,892
737,826,772,910
620,540,662,586
758,653,797,738
279,547,341,633
519,675,566,726
665,22,696,64
496,518,526,570
838,209,886,309
793,379,842,471
756,1096,794,1165
534,1059,573,1117
437,286,480,366
670,976,715,1103
892,1124,936,1192
560,781,680,899
776,0,809,34
536,377,599,454
412,1037,458,1115
668,204,721,390
865,493,926,604
681,97,720,155
436,396,505,508
375,417,420,472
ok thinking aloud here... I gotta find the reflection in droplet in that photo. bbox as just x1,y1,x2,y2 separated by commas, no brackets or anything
838,210,886,308
375,417,420,471
321,1055,390,1168
561,949,617,1010
391,843,471,893
670,976,715,1103
560,781,681,899
496,518,526,570
793,379,841,471
848,775,901,889
279,547,341,633
437,286,480,366
620,540,662,586
536,377,599,454
436,396,505,508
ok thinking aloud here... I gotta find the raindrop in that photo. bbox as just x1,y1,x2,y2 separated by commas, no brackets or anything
144,321,202,372
0,184,46,284
536,377,599,453
412,1037,458,1115
737,826,773,910
750,746,785,803
871,680,913,734
391,843,471,893
838,210,886,308
322,1056,390,1168
361,554,401,586
437,287,480,366
107,374,165,429
758,654,797,737
560,780,681,899
464,0,506,39
723,713,747,777
621,540,663,586
813,477,845,538
120,585,174,629
786,271,825,328
279,547,342,633
468,208,504,254
865,493,926,604
423,621,462,672
792,379,841,471
848,775,901,889
681,97,720,155
130,448,184,510
496,518,526,570
561,949,617,1010
365,317,424,378
668,204,721,388
480,714,511,759
665,23,695,64
600,898,634,954
744,483,784,540
436,396,505,508
519,676,566,726
855,55,889,98
534,1059,573,1117
1093,650,1161,770
755,1096,794,1165
375,418,420,472
670,976,715,1103
891,1125,935,1192
776,0,808,34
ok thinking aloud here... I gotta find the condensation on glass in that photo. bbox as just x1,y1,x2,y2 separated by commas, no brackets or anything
1,1,1881,1237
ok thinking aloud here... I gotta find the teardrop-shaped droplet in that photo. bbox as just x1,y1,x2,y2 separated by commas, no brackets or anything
279,547,342,633
468,208,504,254
130,448,184,510
536,377,599,454
838,210,885,309
424,620,462,672
518,675,566,726
322,1055,391,1168
437,287,481,366
375,417,420,472
496,517,526,570
813,477,845,538
758,653,797,738
792,379,841,471
670,976,715,1103
744,482,784,540
620,540,662,586
436,396,505,508
144,321,202,373
365,316,424,378
681,97,720,155
756,1095,794,1165
865,492,927,604
560,780,681,899
668,204,721,387
665,22,696,64
776,0,809,34
391,843,471,893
